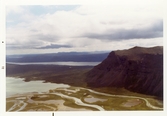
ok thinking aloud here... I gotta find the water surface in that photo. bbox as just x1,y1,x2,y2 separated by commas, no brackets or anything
6,77,70,97
7,61,100,66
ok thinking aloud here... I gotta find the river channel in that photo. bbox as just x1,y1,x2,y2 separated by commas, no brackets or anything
6,77,163,111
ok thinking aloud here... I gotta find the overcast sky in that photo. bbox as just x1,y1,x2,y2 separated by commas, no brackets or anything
6,1,163,55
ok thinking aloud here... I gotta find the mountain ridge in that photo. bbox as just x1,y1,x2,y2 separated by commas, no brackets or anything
86,46,163,100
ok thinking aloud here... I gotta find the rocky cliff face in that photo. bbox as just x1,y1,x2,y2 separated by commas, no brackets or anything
86,46,163,99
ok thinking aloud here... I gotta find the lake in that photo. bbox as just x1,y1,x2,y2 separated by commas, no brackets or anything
6,77,70,97
6,61,100,97
7,61,101,66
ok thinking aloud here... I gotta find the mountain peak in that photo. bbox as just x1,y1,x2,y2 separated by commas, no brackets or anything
114,46,163,60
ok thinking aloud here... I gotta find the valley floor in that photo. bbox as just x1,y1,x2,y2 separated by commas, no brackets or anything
6,64,163,111
6,86,163,111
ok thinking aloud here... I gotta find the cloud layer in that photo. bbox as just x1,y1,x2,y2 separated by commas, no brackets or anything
6,3,163,55
36,44,72,49
82,20,163,40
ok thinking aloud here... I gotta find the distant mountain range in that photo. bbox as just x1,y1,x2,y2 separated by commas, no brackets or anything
86,46,163,100
6,52,109,62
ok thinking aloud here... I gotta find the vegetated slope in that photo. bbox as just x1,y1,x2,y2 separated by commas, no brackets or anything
86,46,163,100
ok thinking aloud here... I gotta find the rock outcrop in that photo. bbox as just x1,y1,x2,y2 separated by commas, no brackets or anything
86,46,163,99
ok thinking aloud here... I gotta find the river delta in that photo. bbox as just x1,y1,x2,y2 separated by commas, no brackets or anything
6,78,163,111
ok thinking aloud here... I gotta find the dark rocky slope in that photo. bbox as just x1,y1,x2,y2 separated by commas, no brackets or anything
86,46,163,99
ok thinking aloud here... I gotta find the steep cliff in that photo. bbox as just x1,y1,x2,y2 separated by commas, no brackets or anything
86,46,163,99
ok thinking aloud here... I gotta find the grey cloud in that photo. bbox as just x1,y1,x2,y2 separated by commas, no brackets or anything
82,20,163,40
6,44,21,49
6,39,45,50
36,44,72,49
30,34,59,42
6,44,35,49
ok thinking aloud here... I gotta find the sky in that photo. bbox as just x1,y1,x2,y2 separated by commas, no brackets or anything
6,1,163,55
